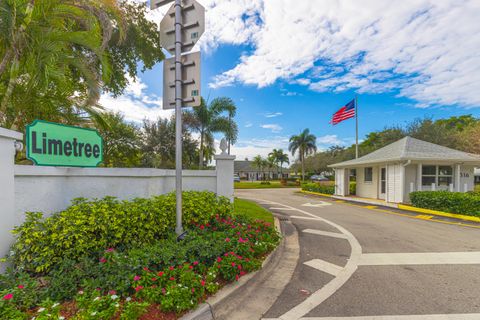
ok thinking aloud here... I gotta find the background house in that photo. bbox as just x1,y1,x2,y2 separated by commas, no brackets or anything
330,137,480,203
234,160,287,180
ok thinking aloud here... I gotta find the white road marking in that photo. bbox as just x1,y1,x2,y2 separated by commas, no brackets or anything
270,207,298,211
240,196,362,320
304,259,344,276
359,252,480,266
290,216,324,221
302,202,332,207
299,314,480,319
303,229,348,239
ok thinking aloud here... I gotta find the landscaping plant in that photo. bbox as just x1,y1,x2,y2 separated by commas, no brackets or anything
410,190,480,216
0,192,280,319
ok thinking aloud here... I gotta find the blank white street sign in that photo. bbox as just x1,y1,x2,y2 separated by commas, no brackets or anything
159,0,205,55
163,51,201,109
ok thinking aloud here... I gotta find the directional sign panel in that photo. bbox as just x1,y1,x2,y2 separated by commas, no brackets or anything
163,51,201,109
160,0,205,55
150,0,174,9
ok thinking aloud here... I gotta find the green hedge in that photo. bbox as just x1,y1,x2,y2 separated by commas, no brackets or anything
302,182,356,195
10,191,232,274
302,183,335,194
409,191,480,217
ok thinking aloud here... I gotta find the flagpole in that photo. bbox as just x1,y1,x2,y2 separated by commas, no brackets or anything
355,95,359,159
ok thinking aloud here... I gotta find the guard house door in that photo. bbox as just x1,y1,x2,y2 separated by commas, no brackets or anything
379,167,386,200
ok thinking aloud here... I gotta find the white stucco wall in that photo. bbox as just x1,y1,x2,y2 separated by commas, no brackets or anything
13,166,217,223
403,164,417,202
0,127,235,270
459,165,475,192
356,166,379,199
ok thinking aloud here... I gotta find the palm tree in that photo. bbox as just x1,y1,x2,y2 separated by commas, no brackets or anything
289,129,317,181
215,97,238,154
184,97,238,168
252,155,264,181
277,150,290,178
0,0,126,130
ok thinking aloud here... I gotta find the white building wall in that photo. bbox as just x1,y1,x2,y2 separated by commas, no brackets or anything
356,166,379,199
459,165,475,192
403,164,417,203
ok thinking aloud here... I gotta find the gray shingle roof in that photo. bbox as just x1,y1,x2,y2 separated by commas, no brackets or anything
329,136,480,168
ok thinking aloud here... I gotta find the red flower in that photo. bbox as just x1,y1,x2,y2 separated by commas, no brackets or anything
143,267,150,272
216,257,222,263
106,248,115,253
158,271,164,277
240,271,246,276
225,238,230,242
108,290,116,295
135,286,143,292
151,277,157,282
237,265,242,270
17,285,24,289
235,275,239,281
170,277,175,281
169,266,175,271
200,225,205,230
189,265,193,269
193,261,199,265
2,293,13,301
231,262,236,267
99,257,107,263
191,288,195,293
134,275,141,281
200,280,206,286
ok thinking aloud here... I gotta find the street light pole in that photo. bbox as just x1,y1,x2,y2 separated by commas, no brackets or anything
174,0,183,235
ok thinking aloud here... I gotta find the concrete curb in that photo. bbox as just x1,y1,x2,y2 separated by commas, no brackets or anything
180,216,286,320
301,189,480,224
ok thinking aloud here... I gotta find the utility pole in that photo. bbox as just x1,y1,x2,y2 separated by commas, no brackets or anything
151,0,204,236
174,0,183,235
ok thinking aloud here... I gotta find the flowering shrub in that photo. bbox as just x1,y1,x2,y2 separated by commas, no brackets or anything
10,191,232,273
1,205,280,318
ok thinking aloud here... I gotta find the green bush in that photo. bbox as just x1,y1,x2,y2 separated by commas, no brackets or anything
410,191,480,216
10,191,232,274
349,182,356,195
302,183,335,194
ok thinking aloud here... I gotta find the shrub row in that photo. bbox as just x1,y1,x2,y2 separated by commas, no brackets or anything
302,182,335,194
0,214,280,317
10,191,233,274
409,191,480,217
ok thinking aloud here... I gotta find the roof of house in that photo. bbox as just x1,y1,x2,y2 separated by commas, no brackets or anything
234,160,278,173
329,136,480,168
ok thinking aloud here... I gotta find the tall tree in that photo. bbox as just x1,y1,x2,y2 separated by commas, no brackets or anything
0,0,164,131
268,148,289,176
97,112,141,168
252,155,265,181
141,116,198,169
289,129,317,181
184,97,238,168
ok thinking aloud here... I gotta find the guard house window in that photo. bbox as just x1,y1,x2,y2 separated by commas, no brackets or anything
438,166,453,186
422,165,453,187
422,165,436,186
364,167,373,182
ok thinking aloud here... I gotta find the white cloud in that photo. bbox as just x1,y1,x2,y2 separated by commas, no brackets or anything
261,124,283,133
264,112,283,118
206,0,480,108
244,122,253,128
99,76,173,122
231,136,290,160
317,134,345,146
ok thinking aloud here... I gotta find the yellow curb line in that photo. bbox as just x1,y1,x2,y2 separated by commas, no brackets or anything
398,204,480,223
301,190,335,198
301,190,480,227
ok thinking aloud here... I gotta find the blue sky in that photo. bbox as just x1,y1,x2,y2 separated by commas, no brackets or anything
102,0,480,160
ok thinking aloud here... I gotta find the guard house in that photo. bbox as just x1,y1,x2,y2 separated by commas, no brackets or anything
329,137,480,204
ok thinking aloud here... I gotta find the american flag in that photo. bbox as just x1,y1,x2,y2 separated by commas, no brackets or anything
331,99,356,125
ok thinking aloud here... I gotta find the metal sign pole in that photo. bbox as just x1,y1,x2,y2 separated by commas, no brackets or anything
174,0,183,235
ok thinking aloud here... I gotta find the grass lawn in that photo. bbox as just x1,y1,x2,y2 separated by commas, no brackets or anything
234,180,299,189
234,197,274,224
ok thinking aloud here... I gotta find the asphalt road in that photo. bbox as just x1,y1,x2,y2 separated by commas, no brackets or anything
235,188,480,320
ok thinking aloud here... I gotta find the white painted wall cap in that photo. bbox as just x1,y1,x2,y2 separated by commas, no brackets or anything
0,127,23,141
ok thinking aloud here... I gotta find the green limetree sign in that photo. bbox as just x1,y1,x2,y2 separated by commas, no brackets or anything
26,120,103,167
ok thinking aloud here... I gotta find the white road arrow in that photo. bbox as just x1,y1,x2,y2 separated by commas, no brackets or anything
301,202,332,207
